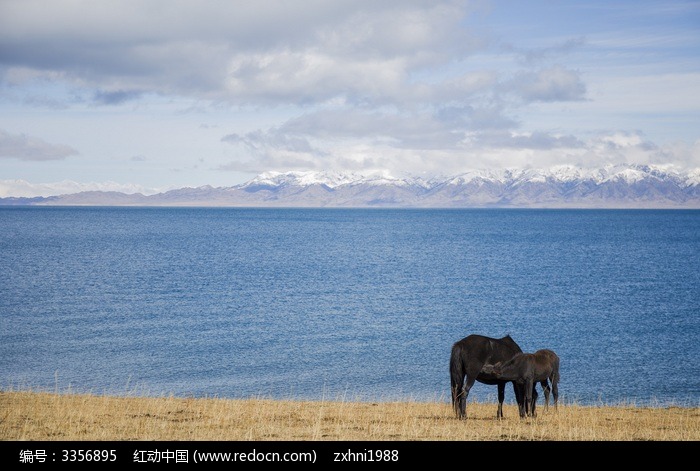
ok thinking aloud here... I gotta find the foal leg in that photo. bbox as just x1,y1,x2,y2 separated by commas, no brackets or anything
521,380,533,419
512,381,524,418
530,383,539,418
541,380,551,411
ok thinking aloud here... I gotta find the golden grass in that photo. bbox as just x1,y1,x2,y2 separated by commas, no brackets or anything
1,391,698,441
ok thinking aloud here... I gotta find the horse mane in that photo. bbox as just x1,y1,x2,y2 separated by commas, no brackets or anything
500,334,523,354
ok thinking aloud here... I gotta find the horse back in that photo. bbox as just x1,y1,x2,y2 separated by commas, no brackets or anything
533,349,560,380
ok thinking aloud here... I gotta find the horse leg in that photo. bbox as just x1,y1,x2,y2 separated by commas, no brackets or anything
497,382,506,420
460,375,477,419
452,377,467,420
452,377,464,419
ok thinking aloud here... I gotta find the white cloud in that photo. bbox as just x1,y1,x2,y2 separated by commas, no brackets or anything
505,66,587,103
224,51,411,105
220,118,699,176
0,0,478,106
0,129,78,161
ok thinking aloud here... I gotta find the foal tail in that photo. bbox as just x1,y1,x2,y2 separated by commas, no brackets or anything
551,355,561,384
550,354,561,409
450,343,465,416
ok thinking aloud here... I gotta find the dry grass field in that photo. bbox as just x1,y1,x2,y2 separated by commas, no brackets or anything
2,390,698,441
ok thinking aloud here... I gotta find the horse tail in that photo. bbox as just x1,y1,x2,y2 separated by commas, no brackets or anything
450,342,465,416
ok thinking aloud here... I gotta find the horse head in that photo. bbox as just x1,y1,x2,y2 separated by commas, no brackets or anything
482,362,502,376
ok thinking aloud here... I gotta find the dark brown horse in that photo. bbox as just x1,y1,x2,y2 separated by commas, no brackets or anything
450,334,524,419
482,349,560,418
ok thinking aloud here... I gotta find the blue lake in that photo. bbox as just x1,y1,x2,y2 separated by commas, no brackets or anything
1,207,698,406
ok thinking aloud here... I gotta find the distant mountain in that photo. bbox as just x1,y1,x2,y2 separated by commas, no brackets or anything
3,164,700,208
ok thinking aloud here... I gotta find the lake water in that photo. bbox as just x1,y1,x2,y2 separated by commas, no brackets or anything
1,207,698,406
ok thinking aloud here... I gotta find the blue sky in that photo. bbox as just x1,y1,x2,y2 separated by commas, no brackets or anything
1,0,699,197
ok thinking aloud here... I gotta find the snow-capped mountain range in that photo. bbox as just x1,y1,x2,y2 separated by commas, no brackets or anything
243,164,700,188
3,164,700,208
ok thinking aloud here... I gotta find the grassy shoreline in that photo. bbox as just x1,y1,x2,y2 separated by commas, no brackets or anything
2,391,699,441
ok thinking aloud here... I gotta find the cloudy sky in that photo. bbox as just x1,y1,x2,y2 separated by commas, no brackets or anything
1,0,699,197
